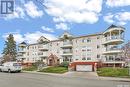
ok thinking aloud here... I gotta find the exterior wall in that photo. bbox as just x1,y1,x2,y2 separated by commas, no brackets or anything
24,44,40,63
17,25,125,68
72,35,103,62
48,41,62,59
69,62,98,71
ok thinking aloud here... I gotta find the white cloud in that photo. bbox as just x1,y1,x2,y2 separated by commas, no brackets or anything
2,31,57,44
2,33,24,43
4,6,25,20
56,23,70,30
104,12,130,25
3,1,44,20
41,26,54,33
103,13,114,24
106,0,130,7
117,21,126,25
44,0,102,24
24,1,44,18
24,31,57,43
115,12,130,21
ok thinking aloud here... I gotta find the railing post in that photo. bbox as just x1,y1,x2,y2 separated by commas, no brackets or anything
119,30,121,39
110,31,111,40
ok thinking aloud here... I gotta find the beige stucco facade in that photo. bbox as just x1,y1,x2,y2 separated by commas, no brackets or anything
17,25,125,67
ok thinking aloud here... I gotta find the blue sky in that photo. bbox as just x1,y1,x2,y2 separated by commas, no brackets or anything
0,0,130,56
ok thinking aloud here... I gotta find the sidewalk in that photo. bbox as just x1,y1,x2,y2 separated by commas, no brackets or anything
22,71,130,82
99,76,130,82
22,71,63,76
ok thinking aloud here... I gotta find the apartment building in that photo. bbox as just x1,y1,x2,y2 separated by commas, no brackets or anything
17,25,125,71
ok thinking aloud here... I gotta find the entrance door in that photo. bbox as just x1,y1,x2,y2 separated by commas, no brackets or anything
49,59,53,66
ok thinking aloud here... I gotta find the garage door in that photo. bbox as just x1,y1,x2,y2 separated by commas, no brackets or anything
76,65,92,72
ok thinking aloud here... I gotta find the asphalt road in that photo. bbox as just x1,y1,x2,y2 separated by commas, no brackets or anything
0,72,129,87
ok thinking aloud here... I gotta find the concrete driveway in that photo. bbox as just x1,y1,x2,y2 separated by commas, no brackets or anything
63,71,98,79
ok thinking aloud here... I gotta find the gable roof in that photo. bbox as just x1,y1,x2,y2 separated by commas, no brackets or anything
107,24,118,30
59,31,74,39
37,36,50,43
20,42,27,45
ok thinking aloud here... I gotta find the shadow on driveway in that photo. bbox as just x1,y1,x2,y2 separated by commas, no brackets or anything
63,71,98,79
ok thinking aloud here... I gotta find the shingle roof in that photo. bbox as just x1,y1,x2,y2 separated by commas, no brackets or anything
20,42,27,45
107,24,118,30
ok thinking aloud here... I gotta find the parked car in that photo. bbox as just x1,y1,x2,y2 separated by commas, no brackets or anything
0,64,2,72
0,62,22,73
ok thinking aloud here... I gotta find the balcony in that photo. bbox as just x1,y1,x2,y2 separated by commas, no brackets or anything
102,57,125,64
61,41,73,48
103,36,124,45
103,47,122,55
18,49,26,53
38,45,49,51
38,52,48,57
61,51,73,56
17,54,26,60
103,59,125,64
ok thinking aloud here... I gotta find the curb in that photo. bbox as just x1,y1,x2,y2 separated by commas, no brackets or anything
98,77,130,82
22,71,63,76
22,71,130,82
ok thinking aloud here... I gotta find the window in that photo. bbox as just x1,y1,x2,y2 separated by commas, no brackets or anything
87,38,91,42
87,57,91,60
75,59,78,60
32,46,34,49
97,36,100,39
97,54,100,58
57,43,59,46
87,47,91,51
82,46,86,51
75,40,77,43
82,57,86,60
82,39,85,43
97,45,100,49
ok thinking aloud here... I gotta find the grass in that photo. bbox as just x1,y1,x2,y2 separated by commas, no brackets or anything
97,67,130,77
22,66,37,71
39,66,68,74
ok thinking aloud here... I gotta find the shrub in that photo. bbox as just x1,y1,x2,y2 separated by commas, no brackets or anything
59,62,69,68
23,66,37,71
39,66,68,74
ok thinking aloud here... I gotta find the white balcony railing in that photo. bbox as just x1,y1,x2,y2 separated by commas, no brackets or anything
105,35,124,41
63,41,72,45
38,52,48,57
103,46,122,54
61,41,73,48
106,47,121,51
38,45,48,50
63,51,73,54
61,50,73,56
18,49,26,52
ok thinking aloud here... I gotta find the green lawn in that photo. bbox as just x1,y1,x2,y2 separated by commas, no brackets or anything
39,66,68,74
97,67,130,77
22,66,37,71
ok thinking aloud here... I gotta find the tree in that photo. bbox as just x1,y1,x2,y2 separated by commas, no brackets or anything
2,34,17,62
122,41,130,64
